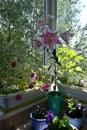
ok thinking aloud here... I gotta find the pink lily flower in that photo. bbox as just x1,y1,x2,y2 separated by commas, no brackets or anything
38,15,54,26
39,26,61,49
60,29,74,44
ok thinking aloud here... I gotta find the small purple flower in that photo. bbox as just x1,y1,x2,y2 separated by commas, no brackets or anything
28,84,34,89
46,110,55,123
46,110,55,118
11,61,16,68
15,94,22,100
30,73,35,78
46,115,53,123
76,103,82,110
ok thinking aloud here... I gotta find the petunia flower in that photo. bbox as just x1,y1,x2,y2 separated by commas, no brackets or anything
46,110,55,123
46,115,53,123
30,73,35,78
39,26,61,49
35,75,40,80
11,61,16,68
15,94,22,100
41,83,50,92
46,110,55,118
28,84,34,89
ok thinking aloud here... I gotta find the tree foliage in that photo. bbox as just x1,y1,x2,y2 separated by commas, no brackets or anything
0,0,44,88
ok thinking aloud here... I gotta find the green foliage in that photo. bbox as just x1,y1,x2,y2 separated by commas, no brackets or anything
0,0,44,94
67,98,77,113
56,46,84,85
48,116,73,130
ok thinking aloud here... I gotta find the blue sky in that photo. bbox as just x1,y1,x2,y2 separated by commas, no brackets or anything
79,0,87,27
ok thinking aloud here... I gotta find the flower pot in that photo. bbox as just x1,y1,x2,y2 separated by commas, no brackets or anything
30,110,47,130
0,89,43,109
48,91,62,116
66,110,83,129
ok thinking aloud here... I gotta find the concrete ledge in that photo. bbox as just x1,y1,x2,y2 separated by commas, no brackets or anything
59,84,87,102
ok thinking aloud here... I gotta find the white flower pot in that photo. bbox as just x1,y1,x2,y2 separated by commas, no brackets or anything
0,89,43,109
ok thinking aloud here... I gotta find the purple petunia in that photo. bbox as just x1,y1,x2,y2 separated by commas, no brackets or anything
28,84,34,89
46,110,55,123
15,94,22,100
30,73,35,78
11,61,16,68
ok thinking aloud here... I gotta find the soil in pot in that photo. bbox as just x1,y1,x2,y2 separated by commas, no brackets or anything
32,109,46,119
66,109,83,118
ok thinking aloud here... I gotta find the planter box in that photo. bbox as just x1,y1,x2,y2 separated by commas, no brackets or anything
58,84,87,102
0,89,43,110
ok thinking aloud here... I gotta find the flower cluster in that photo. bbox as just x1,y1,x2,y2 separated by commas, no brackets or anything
28,71,50,92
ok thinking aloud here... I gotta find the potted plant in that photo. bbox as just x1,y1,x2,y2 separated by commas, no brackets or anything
65,97,87,129
43,110,73,130
0,66,50,110
30,107,48,130
33,15,74,115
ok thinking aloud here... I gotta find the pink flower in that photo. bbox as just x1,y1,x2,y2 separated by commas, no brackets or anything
60,29,74,44
28,84,34,89
15,94,22,100
41,83,50,92
35,75,40,80
38,15,54,26
11,61,16,68
39,26,61,48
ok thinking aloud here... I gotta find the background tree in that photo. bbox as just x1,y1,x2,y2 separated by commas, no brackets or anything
0,0,44,88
